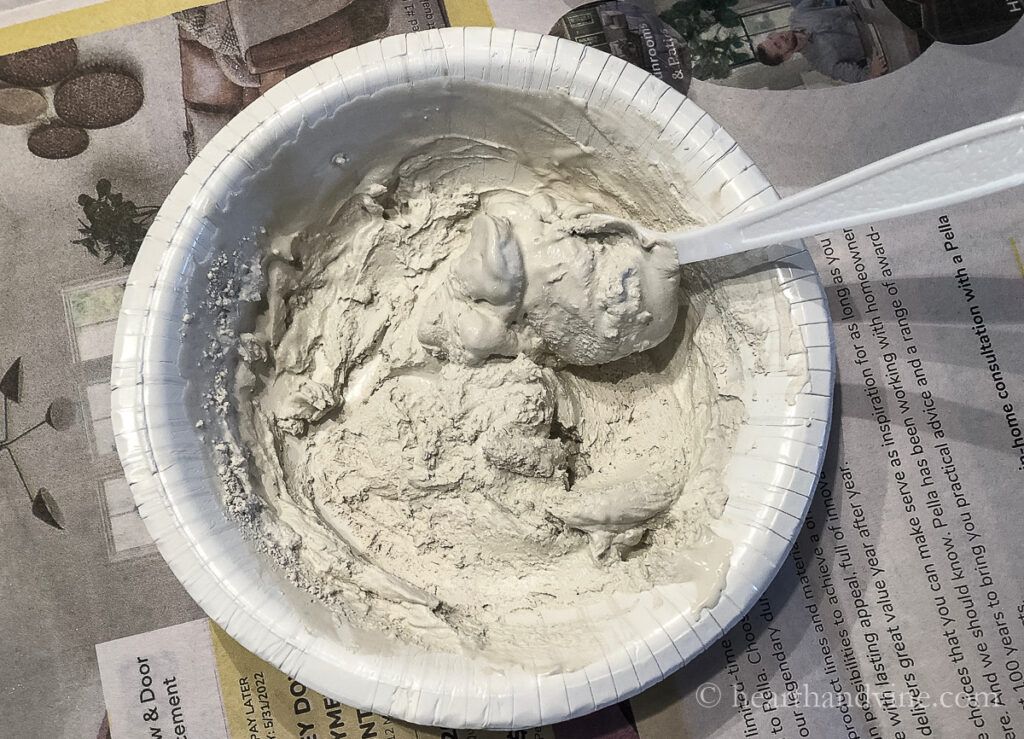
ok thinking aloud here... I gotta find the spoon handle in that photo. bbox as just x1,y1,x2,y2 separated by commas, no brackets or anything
671,110,1024,266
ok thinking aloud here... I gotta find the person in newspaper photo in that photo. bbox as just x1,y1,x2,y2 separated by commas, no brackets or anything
656,0,925,90
756,0,887,83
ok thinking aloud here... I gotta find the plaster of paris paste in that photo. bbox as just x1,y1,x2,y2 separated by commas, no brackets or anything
194,81,808,671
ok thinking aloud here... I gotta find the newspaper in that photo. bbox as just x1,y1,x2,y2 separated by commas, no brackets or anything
95,618,580,738
1,1,1022,738
630,27,1024,737
549,2,690,92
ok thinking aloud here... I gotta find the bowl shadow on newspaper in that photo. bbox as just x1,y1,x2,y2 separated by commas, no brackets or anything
822,276,1021,328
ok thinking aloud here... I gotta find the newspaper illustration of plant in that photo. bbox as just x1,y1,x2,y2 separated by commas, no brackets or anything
661,0,748,80
1,358,77,528
73,179,158,266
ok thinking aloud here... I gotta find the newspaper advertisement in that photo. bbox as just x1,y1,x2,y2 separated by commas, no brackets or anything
95,618,594,738
631,11,1024,735
0,1,1022,738
549,2,691,92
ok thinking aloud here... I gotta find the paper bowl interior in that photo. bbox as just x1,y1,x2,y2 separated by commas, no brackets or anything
112,28,834,730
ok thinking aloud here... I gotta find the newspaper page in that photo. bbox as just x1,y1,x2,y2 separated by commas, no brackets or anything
1,1,1022,738
95,617,593,739
548,2,691,93
627,13,1024,739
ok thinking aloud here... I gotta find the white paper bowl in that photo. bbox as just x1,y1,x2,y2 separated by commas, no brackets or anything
112,28,834,730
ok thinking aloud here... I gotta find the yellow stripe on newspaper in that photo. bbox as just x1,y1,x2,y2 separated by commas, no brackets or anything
0,0,205,55
208,620,553,739
445,0,496,27
1011,237,1024,279
1,0,497,55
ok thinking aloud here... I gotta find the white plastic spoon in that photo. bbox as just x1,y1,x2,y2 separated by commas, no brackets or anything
624,110,1024,265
